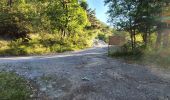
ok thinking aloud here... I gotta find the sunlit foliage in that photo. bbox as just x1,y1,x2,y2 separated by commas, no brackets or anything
0,0,112,55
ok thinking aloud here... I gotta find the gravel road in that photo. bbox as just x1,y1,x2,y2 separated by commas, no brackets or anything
0,46,170,100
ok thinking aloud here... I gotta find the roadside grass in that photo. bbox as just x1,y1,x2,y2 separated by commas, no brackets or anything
0,72,32,100
109,47,170,69
0,33,93,56
141,49,170,69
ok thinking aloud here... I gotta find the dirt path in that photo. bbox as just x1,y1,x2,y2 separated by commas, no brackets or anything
0,46,170,100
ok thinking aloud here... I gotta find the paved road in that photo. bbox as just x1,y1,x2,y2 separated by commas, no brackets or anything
0,46,170,100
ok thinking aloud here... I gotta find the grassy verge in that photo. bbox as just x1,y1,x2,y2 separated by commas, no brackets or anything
0,72,32,100
0,33,94,56
141,50,170,69
110,47,170,69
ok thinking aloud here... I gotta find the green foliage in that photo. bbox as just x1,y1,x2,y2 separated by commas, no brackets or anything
0,31,95,56
97,22,113,43
106,0,170,68
46,0,88,36
0,5,30,40
0,72,32,100
0,0,112,56
98,33,107,42
105,0,169,49
110,42,144,59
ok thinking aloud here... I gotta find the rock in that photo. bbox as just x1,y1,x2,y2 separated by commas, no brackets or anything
41,87,47,91
30,94,34,98
81,77,90,81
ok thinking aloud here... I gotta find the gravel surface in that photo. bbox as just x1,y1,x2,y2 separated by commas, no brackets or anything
0,46,170,100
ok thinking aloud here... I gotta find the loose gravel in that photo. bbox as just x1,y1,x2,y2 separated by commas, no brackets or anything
0,46,170,100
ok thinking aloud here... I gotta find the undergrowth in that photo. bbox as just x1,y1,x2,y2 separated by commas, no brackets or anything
0,72,32,100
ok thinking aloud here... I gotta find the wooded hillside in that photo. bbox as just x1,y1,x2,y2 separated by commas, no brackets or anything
0,0,112,56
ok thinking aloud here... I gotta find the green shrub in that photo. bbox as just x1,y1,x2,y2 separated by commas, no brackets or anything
0,7,30,40
98,33,108,42
0,31,94,56
110,42,144,60
110,42,170,68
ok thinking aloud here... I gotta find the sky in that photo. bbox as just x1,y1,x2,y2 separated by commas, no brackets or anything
87,0,109,25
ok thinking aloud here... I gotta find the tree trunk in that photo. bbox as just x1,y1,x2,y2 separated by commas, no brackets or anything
133,29,136,48
7,0,13,7
130,32,134,50
129,18,134,51
155,30,162,49
162,29,170,48
143,27,148,47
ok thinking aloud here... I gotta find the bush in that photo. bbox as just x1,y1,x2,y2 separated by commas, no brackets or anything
0,7,30,40
110,42,170,68
110,42,144,60
98,33,108,42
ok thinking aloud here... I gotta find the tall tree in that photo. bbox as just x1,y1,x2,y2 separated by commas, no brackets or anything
47,0,88,37
80,0,101,29
105,0,168,49
105,0,139,50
